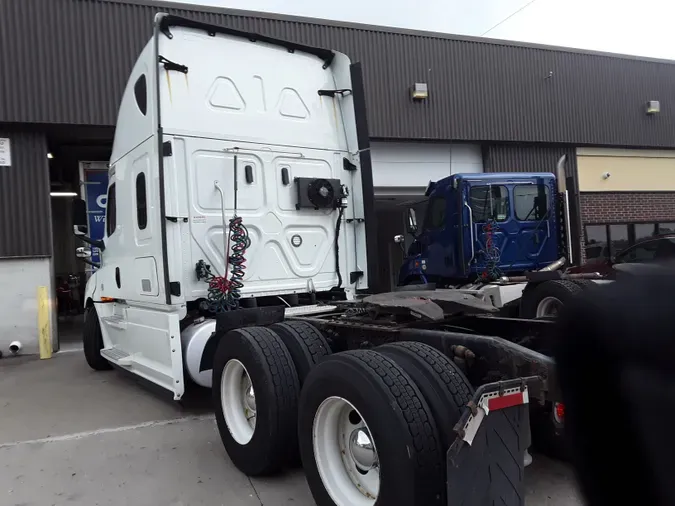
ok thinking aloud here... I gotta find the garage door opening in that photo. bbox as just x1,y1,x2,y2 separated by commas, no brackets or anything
48,128,112,352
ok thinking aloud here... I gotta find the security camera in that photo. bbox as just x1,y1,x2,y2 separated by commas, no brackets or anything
602,172,611,179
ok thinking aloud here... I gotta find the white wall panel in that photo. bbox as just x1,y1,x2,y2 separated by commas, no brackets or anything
371,142,482,196
0,258,54,355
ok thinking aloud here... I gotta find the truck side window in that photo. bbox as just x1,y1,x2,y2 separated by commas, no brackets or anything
136,172,147,230
470,185,509,222
106,183,117,236
134,75,147,116
423,197,446,230
514,184,550,221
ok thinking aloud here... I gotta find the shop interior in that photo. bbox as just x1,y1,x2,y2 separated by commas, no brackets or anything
47,126,112,351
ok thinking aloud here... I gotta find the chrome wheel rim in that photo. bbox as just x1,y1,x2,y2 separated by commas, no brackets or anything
536,296,563,318
221,359,256,445
313,396,379,506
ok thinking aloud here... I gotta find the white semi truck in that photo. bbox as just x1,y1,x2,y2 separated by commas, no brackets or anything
73,14,564,506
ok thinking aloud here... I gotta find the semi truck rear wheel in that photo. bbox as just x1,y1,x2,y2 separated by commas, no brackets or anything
270,321,331,385
212,326,300,476
377,342,473,451
520,280,582,319
82,306,112,371
299,350,444,506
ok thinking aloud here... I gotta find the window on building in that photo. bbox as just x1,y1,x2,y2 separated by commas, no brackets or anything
584,225,609,262
658,222,675,234
423,197,447,230
609,224,630,257
514,184,550,221
136,172,147,230
635,223,658,242
134,74,147,116
106,183,117,236
584,222,675,262
470,185,509,222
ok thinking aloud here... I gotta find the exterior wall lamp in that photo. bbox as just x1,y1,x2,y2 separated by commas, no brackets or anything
411,83,428,100
646,100,660,115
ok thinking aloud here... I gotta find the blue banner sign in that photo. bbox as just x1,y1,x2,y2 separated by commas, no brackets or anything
83,169,109,266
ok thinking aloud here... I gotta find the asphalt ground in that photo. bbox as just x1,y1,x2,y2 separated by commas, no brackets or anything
0,351,584,506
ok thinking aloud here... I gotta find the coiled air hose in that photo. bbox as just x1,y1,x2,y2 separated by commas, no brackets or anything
225,215,250,307
195,215,250,313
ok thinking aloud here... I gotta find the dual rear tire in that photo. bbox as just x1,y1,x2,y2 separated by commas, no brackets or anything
520,279,590,319
213,321,474,506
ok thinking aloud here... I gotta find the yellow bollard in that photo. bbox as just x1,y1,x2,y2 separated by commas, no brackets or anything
37,286,52,359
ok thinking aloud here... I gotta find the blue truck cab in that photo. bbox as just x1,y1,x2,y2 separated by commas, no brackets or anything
399,173,560,286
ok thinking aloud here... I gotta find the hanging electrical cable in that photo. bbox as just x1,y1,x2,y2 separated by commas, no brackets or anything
195,218,250,313
479,219,502,281
195,151,250,313
333,206,344,289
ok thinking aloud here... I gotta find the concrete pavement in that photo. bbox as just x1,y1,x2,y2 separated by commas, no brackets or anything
0,352,584,506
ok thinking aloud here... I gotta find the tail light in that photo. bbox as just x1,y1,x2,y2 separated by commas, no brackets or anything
553,402,565,424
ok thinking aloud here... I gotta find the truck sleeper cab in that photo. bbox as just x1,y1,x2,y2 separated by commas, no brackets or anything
400,173,559,287
72,14,370,399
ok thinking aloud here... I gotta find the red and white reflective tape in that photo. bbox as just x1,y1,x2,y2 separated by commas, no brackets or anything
460,386,529,445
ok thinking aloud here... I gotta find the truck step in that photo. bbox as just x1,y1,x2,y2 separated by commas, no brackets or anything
101,315,127,330
100,347,132,366
284,304,337,317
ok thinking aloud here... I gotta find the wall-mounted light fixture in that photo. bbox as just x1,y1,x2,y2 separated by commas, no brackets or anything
47,152,54,159
646,100,660,115
50,191,78,197
411,83,428,100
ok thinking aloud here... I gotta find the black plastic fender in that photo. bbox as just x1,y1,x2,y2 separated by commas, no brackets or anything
199,306,285,372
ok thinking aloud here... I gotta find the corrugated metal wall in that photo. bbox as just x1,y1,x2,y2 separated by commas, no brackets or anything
2,0,675,147
0,129,52,258
483,144,577,177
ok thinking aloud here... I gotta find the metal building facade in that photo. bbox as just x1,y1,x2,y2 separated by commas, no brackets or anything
1,0,675,260
0,129,52,258
1,0,675,147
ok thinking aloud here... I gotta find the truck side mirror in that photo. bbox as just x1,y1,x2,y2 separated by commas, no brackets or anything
407,208,418,234
76,247,92,259
72,198,88,236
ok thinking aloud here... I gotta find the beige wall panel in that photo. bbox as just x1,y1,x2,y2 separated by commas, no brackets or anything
577,148,675,192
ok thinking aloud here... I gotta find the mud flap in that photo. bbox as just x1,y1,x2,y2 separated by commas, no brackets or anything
446,378,537,506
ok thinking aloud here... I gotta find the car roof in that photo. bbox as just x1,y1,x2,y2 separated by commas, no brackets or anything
636,233,675,243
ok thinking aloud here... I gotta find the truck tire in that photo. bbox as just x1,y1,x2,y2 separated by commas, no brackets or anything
82,306,112,371
212,326,300,476
572,279,595,290
377,342,473,451
270,321,331,385
299,350,444,506
520,280,582,319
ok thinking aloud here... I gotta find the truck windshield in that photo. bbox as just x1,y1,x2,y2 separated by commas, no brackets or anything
469,185,509,222
514,184,550,221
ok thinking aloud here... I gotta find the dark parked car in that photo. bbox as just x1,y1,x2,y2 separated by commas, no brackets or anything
570,234,675,276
